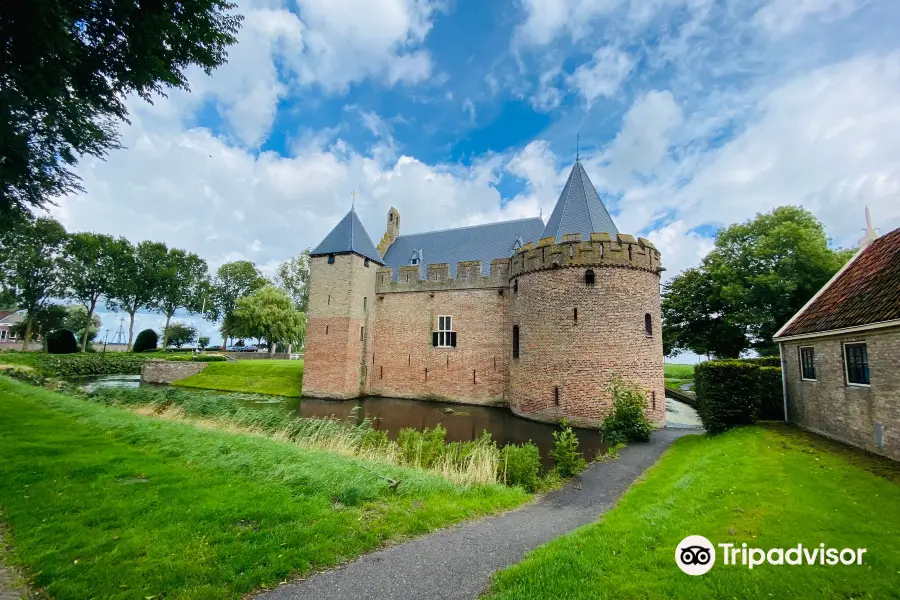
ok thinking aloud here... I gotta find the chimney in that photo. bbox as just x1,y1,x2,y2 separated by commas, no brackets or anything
377,207,400,256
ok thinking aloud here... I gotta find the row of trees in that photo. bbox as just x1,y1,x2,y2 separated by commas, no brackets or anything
0,217,310,353
662,206,856,358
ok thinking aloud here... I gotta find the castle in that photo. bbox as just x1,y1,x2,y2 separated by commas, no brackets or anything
302,160,666,427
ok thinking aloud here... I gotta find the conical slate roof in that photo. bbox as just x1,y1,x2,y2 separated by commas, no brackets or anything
310,208,384,264
541,161,618,241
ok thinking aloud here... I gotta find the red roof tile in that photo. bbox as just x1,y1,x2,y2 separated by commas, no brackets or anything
779,226,900,337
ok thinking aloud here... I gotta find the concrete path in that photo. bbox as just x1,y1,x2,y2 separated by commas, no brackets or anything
0,530,29,600
665,398,703,429
255,428,695,600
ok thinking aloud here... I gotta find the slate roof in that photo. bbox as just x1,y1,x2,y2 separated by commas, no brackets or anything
777,226,900,338
310,208,384,265
541,160,618,242
382,217,546,279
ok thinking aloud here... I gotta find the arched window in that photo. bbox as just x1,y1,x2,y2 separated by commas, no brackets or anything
584,269,595,286
645,313,653,335
327,254,335,264
512,325,520,359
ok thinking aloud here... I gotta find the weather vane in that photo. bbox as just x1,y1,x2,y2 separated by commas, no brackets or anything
351,189,356,210
576,132,580,161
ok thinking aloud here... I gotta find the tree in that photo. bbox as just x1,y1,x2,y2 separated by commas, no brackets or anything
197,336,210,351
234,286,306,355
1,0,242,217
47,329,78,354
60,232,124,351
163,321,197,348
132,329,159,353
0,218,67,349
206,260,267,350
64,305,102,347
106,240,169,350
662,206,855,358
154,248,208,348
9,304,68,350
276,249,311,312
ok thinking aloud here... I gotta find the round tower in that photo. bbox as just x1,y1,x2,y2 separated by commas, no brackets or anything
507,233,665,427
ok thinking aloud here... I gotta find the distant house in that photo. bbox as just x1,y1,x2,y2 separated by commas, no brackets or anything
0,310,24,343
773,222,900,461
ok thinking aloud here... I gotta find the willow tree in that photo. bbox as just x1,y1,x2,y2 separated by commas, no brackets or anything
234,286,305,355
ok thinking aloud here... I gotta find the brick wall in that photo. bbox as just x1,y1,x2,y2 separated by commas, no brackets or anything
366,287,509,405
303,253,377,399
508,265,665,428
783,326,900,460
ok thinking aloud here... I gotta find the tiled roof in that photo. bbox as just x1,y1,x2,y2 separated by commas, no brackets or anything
310,208,384,265
0,310,24,326
778,226,900,337
382,218,546,279
541,160,618,242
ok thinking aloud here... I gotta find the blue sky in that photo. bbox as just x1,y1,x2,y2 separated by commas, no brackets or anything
51,0,900,349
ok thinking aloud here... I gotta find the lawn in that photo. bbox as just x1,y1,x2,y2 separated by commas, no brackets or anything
484,425,900,600
173,359,304,396
0,377,526,600
663,362,695,379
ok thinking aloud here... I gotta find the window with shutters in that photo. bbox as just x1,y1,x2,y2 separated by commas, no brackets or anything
843,342,870,386
432,315,456,348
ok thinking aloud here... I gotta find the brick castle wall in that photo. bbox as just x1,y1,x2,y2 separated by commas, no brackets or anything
783,327,900,460
303,253,376,398
366,287,509,404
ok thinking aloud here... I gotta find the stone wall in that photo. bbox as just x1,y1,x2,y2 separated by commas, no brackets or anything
508,262,665,428
141,360,208,384
783,326,900,461
366,287,509,405
303,253,377,399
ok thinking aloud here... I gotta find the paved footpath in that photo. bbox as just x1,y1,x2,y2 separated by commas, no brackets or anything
255,428,695,600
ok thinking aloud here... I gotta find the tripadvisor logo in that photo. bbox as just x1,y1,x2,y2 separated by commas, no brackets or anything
675,536,867,575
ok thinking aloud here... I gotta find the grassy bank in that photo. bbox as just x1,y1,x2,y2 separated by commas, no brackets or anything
664,362,695,392
485,425,900,600
173,359,304,396
0,377,527,600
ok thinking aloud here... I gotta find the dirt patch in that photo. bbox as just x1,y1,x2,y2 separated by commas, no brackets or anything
0,525,36,600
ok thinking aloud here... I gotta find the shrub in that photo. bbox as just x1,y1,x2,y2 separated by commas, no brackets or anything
695,361,761,433
601,376,654,445
133,329,158,353
398,425,447,469
194,354,227,362
742,356,781,367
551,420,586,477
33,354,148,377
47,329,78,354
499,442,541,491
758,366,784,420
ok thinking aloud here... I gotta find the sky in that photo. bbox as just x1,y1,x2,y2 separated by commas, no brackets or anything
47,0,900,349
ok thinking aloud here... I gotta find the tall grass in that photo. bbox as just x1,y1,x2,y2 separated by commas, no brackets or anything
85,387,504,486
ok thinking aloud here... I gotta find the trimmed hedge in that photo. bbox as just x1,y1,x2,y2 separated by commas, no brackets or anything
34,354,149,377
741,356,781,367
132,329,158,353
695,360,783,433
47,329,78,354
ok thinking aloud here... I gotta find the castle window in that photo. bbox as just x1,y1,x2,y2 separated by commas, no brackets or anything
363,297,367,311
644,313,653,335
328,254,335,264
554,387,559,405
513,280,518,294
325,325,329,335
512,325,520,359
410,249,421,266
364,258,370,267
432,315,456,348
574,307,578,324
585,269,595,286
360,326,365,341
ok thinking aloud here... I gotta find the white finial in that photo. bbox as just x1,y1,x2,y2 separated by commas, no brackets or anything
859,205,878,249
351,189,356,210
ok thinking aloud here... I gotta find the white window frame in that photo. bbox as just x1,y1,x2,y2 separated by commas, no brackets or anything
842,341,870,387
799,346,817,381
436,315,454,348
0,329,6,341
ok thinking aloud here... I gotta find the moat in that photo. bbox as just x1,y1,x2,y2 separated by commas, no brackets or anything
79,375,606,467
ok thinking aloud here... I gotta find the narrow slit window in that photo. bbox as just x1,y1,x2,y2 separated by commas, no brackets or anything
360,326,365,341
512,325,520,359
585,269,595,286
574,307,578,324
363,297,367,311
364,258,370,267
799,346,816,381
325,325,329,335
513,280,518,294
554,386,559,405
644,313,653,335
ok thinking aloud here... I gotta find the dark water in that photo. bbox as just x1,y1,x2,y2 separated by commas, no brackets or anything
78,375,606,467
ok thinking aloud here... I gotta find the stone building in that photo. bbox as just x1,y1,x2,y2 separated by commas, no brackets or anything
302,160,666,427
774,224,900,460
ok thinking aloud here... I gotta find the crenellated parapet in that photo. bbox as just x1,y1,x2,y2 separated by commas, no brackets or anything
376,258,511,293
508,232,663,278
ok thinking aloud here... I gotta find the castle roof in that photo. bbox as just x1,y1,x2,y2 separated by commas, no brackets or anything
775,226,900,339
541,160,618,242
310,208,384,265
382,217,545,278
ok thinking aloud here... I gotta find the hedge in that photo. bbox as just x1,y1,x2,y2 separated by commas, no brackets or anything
694,359,784,433
758,366,784,420
33,354,149,377
741,356,781,367
132,329,158,353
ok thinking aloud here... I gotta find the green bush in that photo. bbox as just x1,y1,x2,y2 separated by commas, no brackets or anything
34,354,148,377
742,356,781,367
695,361,761,433
132,329,158,353
499,442,541,491
551,420,586,477
601,376,653,445
759,366,784,420
47,329,78,354
193,354,227,362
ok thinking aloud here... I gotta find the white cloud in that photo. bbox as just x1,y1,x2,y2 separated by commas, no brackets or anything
754,0,868,35
568,47,633,106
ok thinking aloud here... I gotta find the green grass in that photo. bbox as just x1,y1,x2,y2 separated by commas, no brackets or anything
663,363,695,379
0,377,527,600
173,359,304,396
484,425,900,600
0,350,41,369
